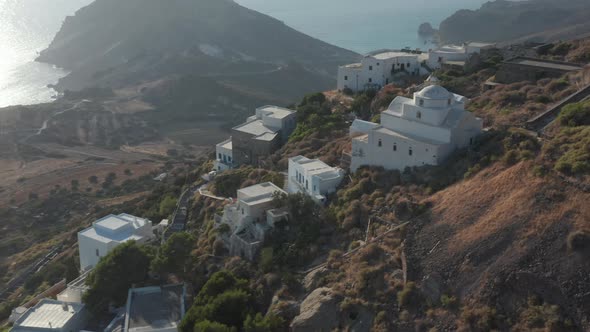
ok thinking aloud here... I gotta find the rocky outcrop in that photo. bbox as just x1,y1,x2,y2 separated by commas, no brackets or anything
418,22,437,36
290,287,342,332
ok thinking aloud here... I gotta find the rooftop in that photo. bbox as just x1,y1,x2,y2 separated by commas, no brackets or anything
506,57,583,71
371,51,419,60
13,299,85,330
467,42,496,48
257,105,295,120
342,63,362,68
238,182,286,205
125,284,185,332
416,85,452,100
217,138,232,150
254,132,278,142
233,119,276,137
291,156,343,180
79,213,150,244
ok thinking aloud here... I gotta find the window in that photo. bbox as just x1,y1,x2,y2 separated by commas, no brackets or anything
376,62,380,66
407,62,411,67
242,208,245,215
419,99,424,106
393,143,397,151
378,139,382,147
306,180,309,189
409,148,413,156
470,137,474,145
228,156,232,162
344,75,348,81
417,111,422,119
369,66,373,70
368,78,372,83
218,153,222,160
313,185,317,192
448,98,452,106
96,249,99,257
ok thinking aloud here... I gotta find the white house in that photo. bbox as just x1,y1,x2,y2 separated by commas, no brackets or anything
214,105,296,171
337,50,430,92
350,83,483,172
10,299,88,332
78,213,153,271
288,156,345,204
215,182,289,260
427,42,496,69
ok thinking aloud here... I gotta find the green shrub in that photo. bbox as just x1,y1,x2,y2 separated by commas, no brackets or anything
559,101,590,127
440,294,459,309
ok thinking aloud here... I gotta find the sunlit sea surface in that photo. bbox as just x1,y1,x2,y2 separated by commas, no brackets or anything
0,0,487,108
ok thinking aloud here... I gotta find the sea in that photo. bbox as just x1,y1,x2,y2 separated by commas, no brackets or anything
0,0,487,108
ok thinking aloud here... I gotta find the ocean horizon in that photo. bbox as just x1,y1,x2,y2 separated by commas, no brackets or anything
0,0,488,108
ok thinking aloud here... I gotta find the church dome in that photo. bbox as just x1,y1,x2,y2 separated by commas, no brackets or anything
416,85,451,100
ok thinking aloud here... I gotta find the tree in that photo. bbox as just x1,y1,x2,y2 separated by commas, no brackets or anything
244,313,285,332
83,241,152,313
151,232,194,276
159,195,178,217
180,271,252,331
194,320,236,332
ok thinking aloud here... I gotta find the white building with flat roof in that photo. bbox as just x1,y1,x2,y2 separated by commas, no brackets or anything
214,105,296,171
350,83,483,172
427,42,496,69
10,299,88,332
78,213,153,271
288,156,345,204
215,182,289,260
337,50,430,92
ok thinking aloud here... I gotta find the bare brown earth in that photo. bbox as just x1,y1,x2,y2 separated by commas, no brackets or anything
406,161,590,329
0,143,165,207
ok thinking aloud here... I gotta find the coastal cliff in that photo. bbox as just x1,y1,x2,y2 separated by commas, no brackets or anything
438,0,590,44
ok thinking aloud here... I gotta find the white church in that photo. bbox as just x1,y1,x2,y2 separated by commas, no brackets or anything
349,83,483,172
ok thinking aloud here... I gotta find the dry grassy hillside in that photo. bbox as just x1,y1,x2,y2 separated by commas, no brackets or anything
406,161,589,329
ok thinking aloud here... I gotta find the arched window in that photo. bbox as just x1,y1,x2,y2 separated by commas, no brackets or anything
378,139,382,147
417,111,422,119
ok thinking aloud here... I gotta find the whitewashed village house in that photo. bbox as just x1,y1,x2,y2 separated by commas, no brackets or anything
427,42,496,70
214,106,297,172
338,43,496,92
287,156,345,204
337,50,430,92
78,213,153,271
349,83,483,172
216,182,288,261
